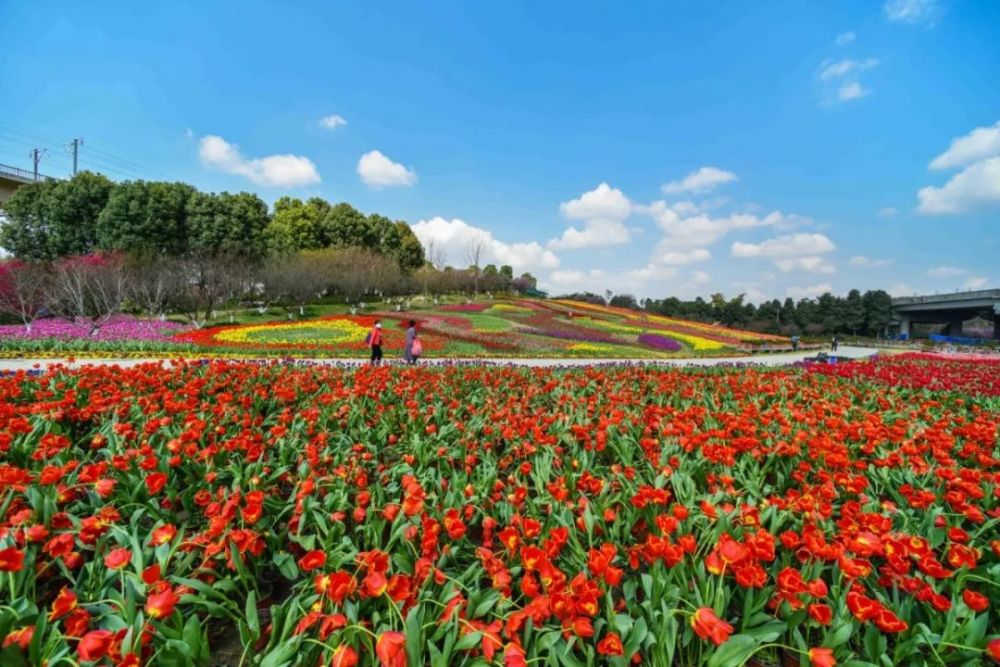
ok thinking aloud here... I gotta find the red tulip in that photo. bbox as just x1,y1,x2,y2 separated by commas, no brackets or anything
596,631,624,656
331,645,359,667
77,629,115,661
375,631,406,667
298,550,326,572
809,647,836,667
145,588,180,619
103,547,131,571
49,587,78,621
0,546,25,572
691,608,733,646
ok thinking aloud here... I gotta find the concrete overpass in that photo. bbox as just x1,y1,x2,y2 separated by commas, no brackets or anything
0,162,53,207
892,289,1000,340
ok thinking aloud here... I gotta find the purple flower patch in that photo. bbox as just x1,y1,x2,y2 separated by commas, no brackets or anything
637,333,682,351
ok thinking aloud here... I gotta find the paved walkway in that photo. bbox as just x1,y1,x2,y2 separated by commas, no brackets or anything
0,346,878,372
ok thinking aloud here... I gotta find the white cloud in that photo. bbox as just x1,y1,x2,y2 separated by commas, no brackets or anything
731,233,836,259
661,167,738,194
926,266,965,278
357,150,417,188
548,220,632,250
319,114,347,129
963,277,988,290
818,58,879,106
545,264,680,295
657,248,711,266
786,284,834,299
774,257,836,274
820,58,879,81
559,182,633,221
411,217,559,272
888,282,918,296
834,31,856,46
928,120,1000,170
917,157,1000,214
550,183,634,250
849,256,893,268
690,270,711,284
199,135,321,187
651,209,788,249
884,0,940,24
838,82,869,101
878,206,899,218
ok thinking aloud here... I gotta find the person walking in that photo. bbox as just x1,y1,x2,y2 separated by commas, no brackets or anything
403,320,417,364
831,335,839,352
368,320,384,365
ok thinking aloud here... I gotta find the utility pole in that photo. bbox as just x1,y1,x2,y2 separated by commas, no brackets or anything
69,137,83,175
29,148,46,181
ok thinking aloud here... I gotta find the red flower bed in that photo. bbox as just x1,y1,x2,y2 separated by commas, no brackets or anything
0,360,997,666
810,352,1000,397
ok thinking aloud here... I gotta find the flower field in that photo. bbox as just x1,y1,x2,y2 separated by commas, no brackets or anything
0,355,998,666
0,299,790,360
169,299,787,359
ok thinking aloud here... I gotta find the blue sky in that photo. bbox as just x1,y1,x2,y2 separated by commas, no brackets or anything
2,0,999,300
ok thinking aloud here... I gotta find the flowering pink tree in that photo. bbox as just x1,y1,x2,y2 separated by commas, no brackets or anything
0,259,52,333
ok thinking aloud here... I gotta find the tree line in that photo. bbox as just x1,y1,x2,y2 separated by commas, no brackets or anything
0,171,426,269
559,289,895,337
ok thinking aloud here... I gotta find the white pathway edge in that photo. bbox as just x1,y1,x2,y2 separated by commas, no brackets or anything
0,346,879,372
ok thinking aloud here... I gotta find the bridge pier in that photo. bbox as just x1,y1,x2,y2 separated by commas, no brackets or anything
898,315,911,339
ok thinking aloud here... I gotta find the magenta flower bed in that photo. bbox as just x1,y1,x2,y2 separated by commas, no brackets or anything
637,332,683,351
0,315,189,342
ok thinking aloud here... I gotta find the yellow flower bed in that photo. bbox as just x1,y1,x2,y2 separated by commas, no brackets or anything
575,317,644,334
488,304,533,314
662,330,725,350
567,342,618,353
213,319,369,345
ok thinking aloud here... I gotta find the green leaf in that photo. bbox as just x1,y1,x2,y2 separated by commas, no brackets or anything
707,634,757,667
455,631,483,652
823,622,855,649
245,590,260,635
744,621,785,644
472,590,499,618
259,638,302,667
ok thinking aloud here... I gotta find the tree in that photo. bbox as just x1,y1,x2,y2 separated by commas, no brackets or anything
259,251,331,317
168,253,251,327
425,239,447,270
862,289,893,337
513,272,538,293
609,294,639,310
842,289,865,335
0,260,52,332
50,254,129,334
187,191,270,259
327,203,376,249
0,171,114,260
389,221,425,272
463,232,490,296
266,197,332,253
96,180,195,256
126,254,176,319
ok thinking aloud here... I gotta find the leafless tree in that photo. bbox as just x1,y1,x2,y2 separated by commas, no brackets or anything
126,255,175,321
0,260,52,333
463,232,490,296
426,239,447,271
50,254,129,335
169,253,251,327
259,251,331,318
